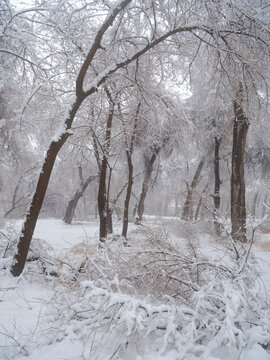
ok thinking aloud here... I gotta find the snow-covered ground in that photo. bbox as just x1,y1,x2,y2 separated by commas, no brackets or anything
0,217,270,360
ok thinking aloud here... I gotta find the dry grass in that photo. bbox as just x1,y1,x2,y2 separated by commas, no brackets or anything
256,241,270,252
258,226,270,234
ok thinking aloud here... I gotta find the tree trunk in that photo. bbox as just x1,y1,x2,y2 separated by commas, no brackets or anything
195,184,208,220
10,98,83,277
97,96,114,241
63,174,96,224
98,157,108,241
106,167,113,234
121,103,140,238
181,158,204,221
122,152,133,238
213,137,221,235
136,149,160,224
231,88,249,243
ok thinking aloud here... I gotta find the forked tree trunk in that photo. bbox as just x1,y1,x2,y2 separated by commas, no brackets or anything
63,174,97,224
213,137,221,235
135,148,161,224
181,158,204,221
231,85,249,243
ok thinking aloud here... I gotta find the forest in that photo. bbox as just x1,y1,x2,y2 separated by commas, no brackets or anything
0,0,270,359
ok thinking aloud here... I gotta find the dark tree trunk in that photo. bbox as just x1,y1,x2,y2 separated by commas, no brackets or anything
181,158,204,221
213,137,221,235
63,174,96,224
122,152,133,238
136,148,160,224
121,103,140,238
98,157,108,241
231,85,249,243
106,167,113,234
97,95,114,242
10,98,83,277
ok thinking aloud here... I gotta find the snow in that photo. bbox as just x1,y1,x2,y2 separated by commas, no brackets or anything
10,218,99,254
0,217,270,360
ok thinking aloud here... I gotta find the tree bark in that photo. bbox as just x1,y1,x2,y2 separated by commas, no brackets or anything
231,85,249,243
63,174,97,224
98,157,108,241
121,103,140,238
10,97,84,276
135,148,160,224
122,152,133,238
195,184,208,220
213,137,221,235
106,167,113,234
181,158,204,221
97,96,114,241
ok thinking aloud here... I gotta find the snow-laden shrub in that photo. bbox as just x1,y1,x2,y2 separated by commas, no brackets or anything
44,225,270,360
0,223,57,275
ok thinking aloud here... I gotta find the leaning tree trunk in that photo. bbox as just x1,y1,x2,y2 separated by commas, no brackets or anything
135,148,160,224
213,137,221,235
10,98,83,277
231,86,249,243
195,184,208,220
181,158,204,221
63,174,97,224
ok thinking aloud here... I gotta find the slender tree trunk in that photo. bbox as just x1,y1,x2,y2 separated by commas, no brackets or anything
63,174,96,224
181,158,204,221
136,149,160,224
106,167,113,234
121,103,140,238
231,84,249,243
97,95,114,241
195,184,208,220
213,137,221,235
122,153,133,237
98,157,108,241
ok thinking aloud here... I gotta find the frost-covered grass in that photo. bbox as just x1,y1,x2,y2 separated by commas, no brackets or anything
0,217,270,360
